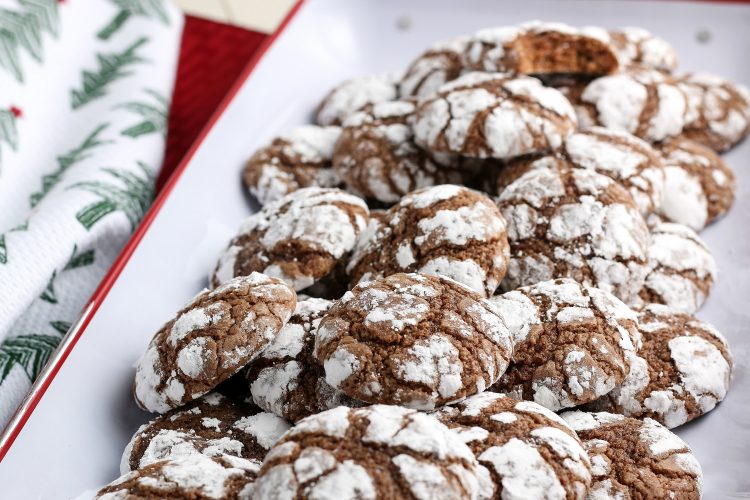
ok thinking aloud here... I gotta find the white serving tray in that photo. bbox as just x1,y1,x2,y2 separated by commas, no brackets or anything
1,0,749,497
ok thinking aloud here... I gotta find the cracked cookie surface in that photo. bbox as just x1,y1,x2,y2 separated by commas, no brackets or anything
211,187,369,291
561,411,702,500
435,391,592,499
316,74,398,126
253,404,482,500
315,273,513,410
134,274,296,413
496,163,650,303
605,27,677,72
488,278,640,411
400,36,472,98
348,185,509,297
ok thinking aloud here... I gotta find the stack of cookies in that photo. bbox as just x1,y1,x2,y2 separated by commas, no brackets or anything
94,20,746,499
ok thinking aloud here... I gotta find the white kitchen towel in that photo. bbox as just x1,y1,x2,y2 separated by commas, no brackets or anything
0,0,183,426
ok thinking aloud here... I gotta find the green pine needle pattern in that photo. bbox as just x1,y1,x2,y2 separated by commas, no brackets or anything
98,0,169,40
70,37,149,110
0,0,58,81
118,89,168,138
0,221,29,265
49,321,71,335
71,161,154,231
0,108,19,165
30,123,112,207
65,244,95,270
0,334,59,381
40,270,57,303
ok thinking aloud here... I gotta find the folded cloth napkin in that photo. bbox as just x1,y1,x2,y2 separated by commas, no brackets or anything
0,0,183,426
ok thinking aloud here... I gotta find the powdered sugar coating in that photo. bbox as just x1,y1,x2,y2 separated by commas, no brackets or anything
315,273,513,410
134,274,296,413
414,72,577,159
243,125,342,205
435,392,591,499
316,74,398,126
606,27,678,72
489,278,640,412
254,405,482,499
211,187,369,291
348,185,509,297
497,164,650,304
400,36,472,98
638,223,716,313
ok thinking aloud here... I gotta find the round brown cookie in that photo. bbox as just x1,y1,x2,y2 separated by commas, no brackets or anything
400,36,471,98
211,187,369,291
487,278,640,411
347,185,510,297
656,136,736,231
434,392,592,499
576,67,687,143
560,411,702,500
413,72,577,159
122,392,291,474
253,405,483,499
465,21,618,76
332,100,475,203
242,125,342,206
498,128,665,216
605,27,678,72
315,74,398,126
586,304,732,429
314,273,514,410
134,274,296,413
96,454,258,500
678,72,750,151
637,223,716,313
496,163,650,304
246,298,361,422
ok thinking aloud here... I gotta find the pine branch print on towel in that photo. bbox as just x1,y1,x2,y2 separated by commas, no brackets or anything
98,0,169,40
117,89,168,138
29,123,112,207
70,161,154,230
0,106,20,165
0,0,60,81
0,334,59,382
70,37,149,109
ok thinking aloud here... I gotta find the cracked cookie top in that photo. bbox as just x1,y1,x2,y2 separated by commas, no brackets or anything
253,404,482,500
242,125,342,206
496,163,650,303
561,411,702,500
400,36,472,98
435,391,592,499
314,273,513,410
488,278,640,411
413,71,577,159
134,273,296,413
605,27,678,72
347,185,510,297
211,187,369,291
586,304,732,429
315,74,399,126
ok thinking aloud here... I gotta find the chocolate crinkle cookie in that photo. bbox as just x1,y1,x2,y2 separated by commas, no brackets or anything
332,100,475,203
575,67,687,143
434,391,592,500
586,304,732,429
488,278,641,412
561,411,702,500
498,127,665,216
656,136,736,231
678,72,750,152
637,223,716,313
315,73,398,126
211,187,369,291
95,453,258,500
400,36,472,98
465,21,618,76
496,162,651,304
242,125,342,206
347,184,510,297
134,273,296,413
605,27,678,72
246,298,360,422
413,71,577,159
253,405,483,499
314,273,514,410
121,392,290,474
